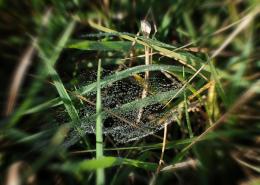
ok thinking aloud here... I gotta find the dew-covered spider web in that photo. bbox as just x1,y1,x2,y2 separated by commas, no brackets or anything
62,69,183,147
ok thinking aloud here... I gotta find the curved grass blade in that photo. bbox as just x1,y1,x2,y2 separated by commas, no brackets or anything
9,20,76,127
23,64,197,115
39,50,89,147
67,40,143,51
80,32,177,49
39,50,80,127
88,20,207,70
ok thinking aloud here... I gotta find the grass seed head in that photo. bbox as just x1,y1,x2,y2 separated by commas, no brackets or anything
141,20,151,37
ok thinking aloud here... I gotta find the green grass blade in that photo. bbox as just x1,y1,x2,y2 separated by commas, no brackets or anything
88,20,207,70
208,57,229,106
80,32,177,49
23,64,198,115
77,64,196,95
53,156,157,174
67,40,143,51
39,49,90,147
36,20,90,148
183,12,197,41
95,59,105,185
22,97,62,115
8,20,76,127
36,19,78,125
183,67,193,138
41,51,80,125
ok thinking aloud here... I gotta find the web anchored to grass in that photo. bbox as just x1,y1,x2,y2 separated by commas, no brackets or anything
63,69,188,147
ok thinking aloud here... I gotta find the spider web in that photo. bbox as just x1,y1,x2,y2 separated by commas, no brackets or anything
63,70,182,147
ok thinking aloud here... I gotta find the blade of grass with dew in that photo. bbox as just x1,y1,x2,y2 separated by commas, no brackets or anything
87,21,210,83
67,40,143,51
79,32,177,49
88,20,209,71
76,65,201,96
95,59,105,185
23,64,198,115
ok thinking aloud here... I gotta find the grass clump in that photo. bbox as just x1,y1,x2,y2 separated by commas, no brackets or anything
1,1,260,185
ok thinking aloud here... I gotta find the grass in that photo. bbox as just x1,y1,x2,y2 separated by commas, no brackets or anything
96,59,105,185
22,64,195,116
1,1,260,185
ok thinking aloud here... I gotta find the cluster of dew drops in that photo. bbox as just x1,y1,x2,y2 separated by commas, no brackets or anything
63,69,183,146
